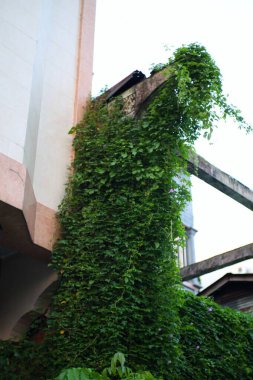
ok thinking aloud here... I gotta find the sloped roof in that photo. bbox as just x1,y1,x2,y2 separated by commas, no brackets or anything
104,70,146,101
199,273,253,297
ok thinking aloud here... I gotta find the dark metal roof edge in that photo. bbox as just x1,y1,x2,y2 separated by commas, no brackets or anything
199,273,253,297
104,70,146,101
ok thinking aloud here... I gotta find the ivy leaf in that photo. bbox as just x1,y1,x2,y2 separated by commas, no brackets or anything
96,168,105,174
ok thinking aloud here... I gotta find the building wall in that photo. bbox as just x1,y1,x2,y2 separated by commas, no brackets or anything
181,200,194,228
0,0,96,250
0,0,96,340
0,0,39,162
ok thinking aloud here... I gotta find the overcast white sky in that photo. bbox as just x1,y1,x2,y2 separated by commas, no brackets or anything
92,0,253,288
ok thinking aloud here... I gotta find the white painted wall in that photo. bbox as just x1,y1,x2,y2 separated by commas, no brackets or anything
25,0,80,209
0,0,95,338
0,0,94,210
0,0,39,162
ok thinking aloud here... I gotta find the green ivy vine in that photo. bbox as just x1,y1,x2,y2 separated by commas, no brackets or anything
0,43,251,380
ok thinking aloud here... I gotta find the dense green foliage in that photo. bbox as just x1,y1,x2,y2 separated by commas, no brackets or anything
178,293,253,379
45,79,188,378
0,43,251,379
54,298,253,380
2,293,253,379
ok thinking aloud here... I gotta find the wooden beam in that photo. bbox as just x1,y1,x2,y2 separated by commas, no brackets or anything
187,154,253,211
180,242,253,281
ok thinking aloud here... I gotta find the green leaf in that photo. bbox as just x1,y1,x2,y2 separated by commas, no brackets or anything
54,368,97,380
96,168,105,174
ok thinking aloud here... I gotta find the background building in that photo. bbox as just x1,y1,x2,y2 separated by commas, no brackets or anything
199,273,253,314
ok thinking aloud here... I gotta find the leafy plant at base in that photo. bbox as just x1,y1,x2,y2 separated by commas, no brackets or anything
53,352,159,380
0,43,251,380
53,368,103,380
